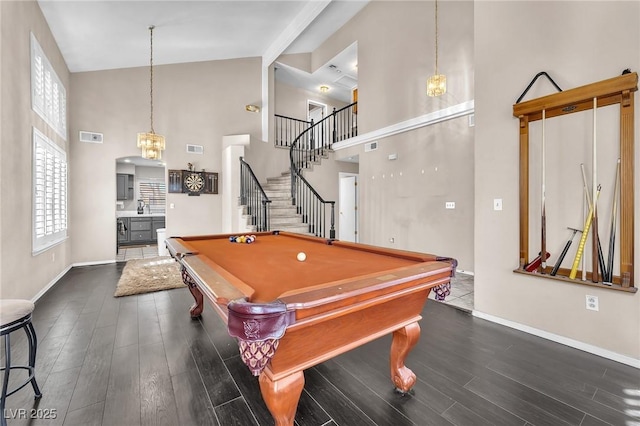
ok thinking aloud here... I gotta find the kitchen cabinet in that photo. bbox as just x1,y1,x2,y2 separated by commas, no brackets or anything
120,216,165,246
130,217,152,242
117,174,134,200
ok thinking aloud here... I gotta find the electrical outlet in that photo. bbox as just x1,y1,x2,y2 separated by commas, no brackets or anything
445,202,455,209
494,198,503,211
586,295,599,311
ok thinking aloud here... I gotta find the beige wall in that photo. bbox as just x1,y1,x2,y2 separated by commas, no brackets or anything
300,1,475,270
274,80,348,122
0,0,3,290
313,1,474,133
475,1,640,360
0,0,71,299
70,57,262,264
354,118,474,269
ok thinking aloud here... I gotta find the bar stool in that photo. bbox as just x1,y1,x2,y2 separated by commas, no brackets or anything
1,300,42,426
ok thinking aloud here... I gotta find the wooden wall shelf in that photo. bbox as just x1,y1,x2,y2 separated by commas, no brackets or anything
513,72,637,290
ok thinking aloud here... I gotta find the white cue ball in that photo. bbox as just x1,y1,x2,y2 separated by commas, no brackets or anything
297,252,307,262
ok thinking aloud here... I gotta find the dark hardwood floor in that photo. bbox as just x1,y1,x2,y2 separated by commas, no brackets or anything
3,263,639,425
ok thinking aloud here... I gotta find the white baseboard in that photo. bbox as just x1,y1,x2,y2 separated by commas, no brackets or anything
31,264,72,303
73,259,116,267
472,310,640,369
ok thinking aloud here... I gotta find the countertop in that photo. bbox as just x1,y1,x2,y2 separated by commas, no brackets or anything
116,211,165,218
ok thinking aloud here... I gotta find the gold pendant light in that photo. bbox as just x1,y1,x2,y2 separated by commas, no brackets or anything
137,25,165,159
427,0,446,97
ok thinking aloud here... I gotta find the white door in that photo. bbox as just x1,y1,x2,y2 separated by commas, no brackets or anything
339,174,358,242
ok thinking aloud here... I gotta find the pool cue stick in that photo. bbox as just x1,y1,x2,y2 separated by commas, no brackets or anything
591,98,599,283
605,159,621,283
570,184,601,279
540,109,547,273
580,164,606,280
581,186,586,280
550,227,582,276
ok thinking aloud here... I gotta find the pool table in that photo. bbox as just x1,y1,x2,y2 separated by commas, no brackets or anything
166,231,456,426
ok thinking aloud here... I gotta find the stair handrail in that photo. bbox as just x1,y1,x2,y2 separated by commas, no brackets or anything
289,119,336,239
275,102,357,150
274,114,311,148
239,157,271,232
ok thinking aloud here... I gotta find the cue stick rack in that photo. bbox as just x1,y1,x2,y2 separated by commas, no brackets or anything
512,72,637,293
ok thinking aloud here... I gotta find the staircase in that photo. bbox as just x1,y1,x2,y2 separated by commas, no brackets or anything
242,172,309,234
240,102,356,237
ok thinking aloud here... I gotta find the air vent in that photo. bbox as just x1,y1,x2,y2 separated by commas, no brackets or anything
364,141,378,152
79,131,103,143
186,144,204,154
333,75,358,90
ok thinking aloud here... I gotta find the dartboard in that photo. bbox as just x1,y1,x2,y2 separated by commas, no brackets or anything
184,172,205,194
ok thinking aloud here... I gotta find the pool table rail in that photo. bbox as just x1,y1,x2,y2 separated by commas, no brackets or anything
278,260,453,313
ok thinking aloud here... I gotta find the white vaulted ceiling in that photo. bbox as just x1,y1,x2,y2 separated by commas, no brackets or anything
37,0,368,73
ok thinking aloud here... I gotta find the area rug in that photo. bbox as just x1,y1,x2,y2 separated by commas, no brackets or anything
114,256,185,297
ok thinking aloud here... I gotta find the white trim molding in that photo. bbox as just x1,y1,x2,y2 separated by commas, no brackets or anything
473,310,640,369
31,264,72,303
333,100,475,151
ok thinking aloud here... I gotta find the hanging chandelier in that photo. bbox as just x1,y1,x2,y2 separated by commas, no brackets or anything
137,25,165,160
427,0,446,97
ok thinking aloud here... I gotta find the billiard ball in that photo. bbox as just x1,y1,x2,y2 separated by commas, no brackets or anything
297,252,306,262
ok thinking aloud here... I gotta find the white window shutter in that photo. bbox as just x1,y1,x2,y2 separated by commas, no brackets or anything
32,128,67,253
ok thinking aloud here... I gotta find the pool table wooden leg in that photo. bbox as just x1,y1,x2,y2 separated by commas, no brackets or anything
259,371,305,426
180,267,204,318
390,321,420,393
186,285,204,318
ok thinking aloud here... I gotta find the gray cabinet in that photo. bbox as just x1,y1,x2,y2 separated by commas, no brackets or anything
130,217,152,242
120,216,165,246
116,174,134,200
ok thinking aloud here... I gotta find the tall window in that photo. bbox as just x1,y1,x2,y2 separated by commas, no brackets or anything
139,180,166,214
31,33,67,139
32,128,67,253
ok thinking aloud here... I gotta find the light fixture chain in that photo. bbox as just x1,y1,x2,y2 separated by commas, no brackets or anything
149,25,154,134
434,0,438,74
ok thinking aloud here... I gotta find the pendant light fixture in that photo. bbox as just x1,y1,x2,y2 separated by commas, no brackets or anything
427,0,446,97
137,25,165,160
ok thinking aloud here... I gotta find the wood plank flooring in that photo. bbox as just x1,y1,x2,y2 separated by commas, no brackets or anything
2,263,638,425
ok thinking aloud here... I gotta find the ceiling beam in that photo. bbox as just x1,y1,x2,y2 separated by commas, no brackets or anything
262,0,332,66
261,0,332,141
